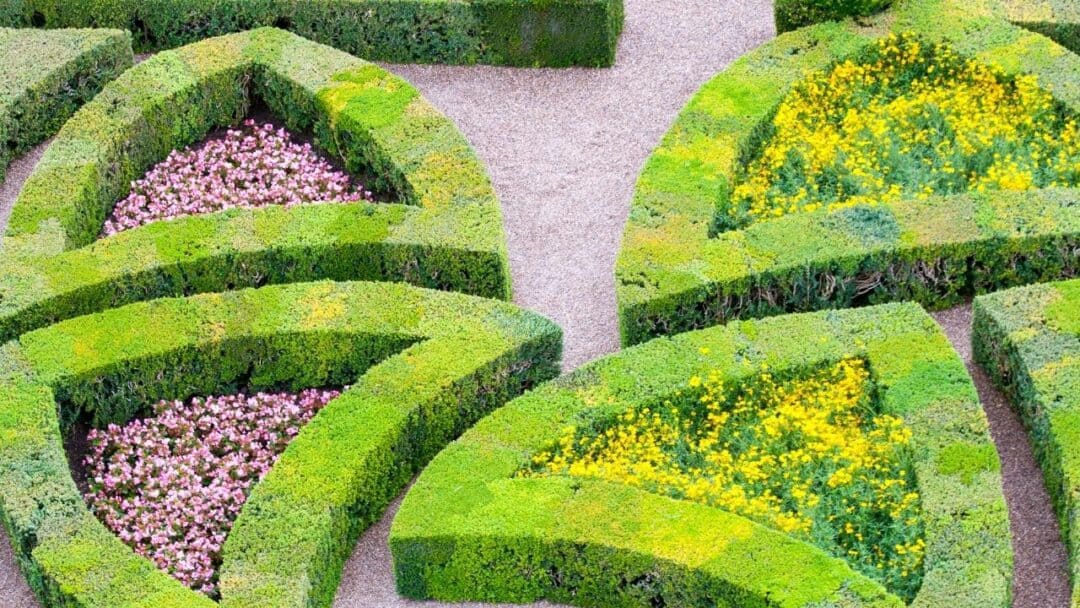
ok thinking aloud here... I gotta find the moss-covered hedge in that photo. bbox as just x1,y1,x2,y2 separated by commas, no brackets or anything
974,279,1080,604
0,27,131,182
0,280,562,608
392,303,1011,607
616,0,1080,346
0,0,623,67
0,27,512,342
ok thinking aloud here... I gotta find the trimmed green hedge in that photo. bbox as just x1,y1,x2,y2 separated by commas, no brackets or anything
616,0,1080,347
0,27,131,182
955,0,1080,54
392,303,1012,607
0,280,562,608
0,27,512,341
974,279,1080,604
0,0,623,67
774,0,891,33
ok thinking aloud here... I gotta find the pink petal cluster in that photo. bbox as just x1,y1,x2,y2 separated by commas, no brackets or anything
103,119,371,235
83,388,341,595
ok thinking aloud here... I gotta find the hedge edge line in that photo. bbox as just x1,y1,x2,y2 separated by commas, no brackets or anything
0,280,562,608
0,27,512,342
0,0,624,67
0,27,132,182
391,303,1012,607
615,0,1080,346
973,279,1080,604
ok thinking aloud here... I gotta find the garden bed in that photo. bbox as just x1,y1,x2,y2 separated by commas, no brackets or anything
973,279,1080,605
392,303,1011,607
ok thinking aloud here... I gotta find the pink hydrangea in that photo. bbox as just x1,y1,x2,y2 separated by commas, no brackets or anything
83,388,341,595
103,119,371,235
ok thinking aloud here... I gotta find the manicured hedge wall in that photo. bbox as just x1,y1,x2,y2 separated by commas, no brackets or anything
774,0,891,33
0,27,512,341
616,0,1080,346
973,279,1080,604
0,0,623,67
0,280,562,608
953,0,1080,54
392,303,1012,607
0,27,131,182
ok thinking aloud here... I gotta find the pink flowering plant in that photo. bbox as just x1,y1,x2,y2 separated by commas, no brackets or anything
103,119,372,235
82,388,342,595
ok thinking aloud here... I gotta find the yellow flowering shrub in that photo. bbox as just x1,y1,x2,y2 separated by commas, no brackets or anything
526,359,926,600
726,32,1080,228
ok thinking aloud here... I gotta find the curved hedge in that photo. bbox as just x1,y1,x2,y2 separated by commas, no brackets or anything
0,0,623,67
392,303,1011,607
0,280,561,608
0,27,511,342
0,27,131,182
974,279,1080,604
616,0,1080,346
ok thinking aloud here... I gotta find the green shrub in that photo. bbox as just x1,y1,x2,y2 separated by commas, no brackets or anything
0,0,623,67
0,27,512,341
392,303,1011,607
774,0,891,33
973,279,1080,604
616,1,1080,346
0,280,562,608
0,27,131,182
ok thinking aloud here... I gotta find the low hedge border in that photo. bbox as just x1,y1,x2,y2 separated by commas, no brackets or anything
774,0,892,34
0,27,131,182
973,279,1080,603
0,27,512,342
616,0,1080,346
0,280,562,608
391,303,1011,607
0,0,623,67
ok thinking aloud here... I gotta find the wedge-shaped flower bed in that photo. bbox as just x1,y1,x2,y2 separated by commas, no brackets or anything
0,27,131,182
974,279,1080,604
392,303,1011,607
0,27,510,342
616,0,1080,346
0,0,623,67
0,280,561,608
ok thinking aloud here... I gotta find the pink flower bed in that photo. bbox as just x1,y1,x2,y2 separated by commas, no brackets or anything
83,388,341,595
103,119,372,236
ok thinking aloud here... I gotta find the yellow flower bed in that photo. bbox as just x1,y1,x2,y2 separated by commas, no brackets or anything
728,33,1080,227
527,359,926,599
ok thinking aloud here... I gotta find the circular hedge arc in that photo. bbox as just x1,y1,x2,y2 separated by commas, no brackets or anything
0,280,562,608
974,279,1080,604
0,0,624,68
392,303,1011,607
0,27,511,342
616,0,1080,346
0,27,131,183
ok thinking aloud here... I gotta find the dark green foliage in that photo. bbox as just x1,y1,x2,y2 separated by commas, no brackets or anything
0,28,131,182
774,0,891,33
392,303,1012,607
973,280,1080,603
0,0,622,67
0,281,562,608
0,28,512,341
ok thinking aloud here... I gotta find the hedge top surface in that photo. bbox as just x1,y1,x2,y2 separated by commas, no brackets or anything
615,0,1080,345
0,27,127,104
392,303,1011,607
0,27,512,340
0,0,623,67
953,0,1080,53
973,278,1080,600
0,280,561,608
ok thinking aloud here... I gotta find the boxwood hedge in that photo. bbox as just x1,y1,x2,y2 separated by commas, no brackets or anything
0,280,561,608
774,0,892,33
0,0,623,67
0,27,131,182
392,303,1011,607
0,27,512,342
974,279,1080,604
616,0,1080,346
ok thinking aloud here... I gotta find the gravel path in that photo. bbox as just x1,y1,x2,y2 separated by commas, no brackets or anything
0,0,1071,604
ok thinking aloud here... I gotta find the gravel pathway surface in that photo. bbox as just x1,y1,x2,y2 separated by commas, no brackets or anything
0,0,1071,604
